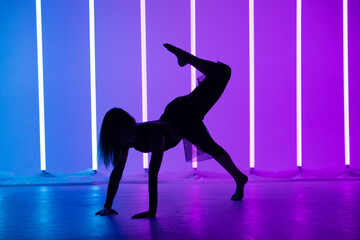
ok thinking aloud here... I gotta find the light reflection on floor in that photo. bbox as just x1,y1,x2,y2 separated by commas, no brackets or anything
0,180,359,240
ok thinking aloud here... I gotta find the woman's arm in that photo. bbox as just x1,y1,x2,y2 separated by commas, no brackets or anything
132,131,165,219
95,147,129,216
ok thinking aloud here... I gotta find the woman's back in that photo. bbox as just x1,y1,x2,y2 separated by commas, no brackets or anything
133,120,183,152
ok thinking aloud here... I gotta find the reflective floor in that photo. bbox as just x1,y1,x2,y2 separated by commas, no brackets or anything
1,180,359,240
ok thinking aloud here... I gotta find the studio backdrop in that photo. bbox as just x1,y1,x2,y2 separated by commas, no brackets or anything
0,0,359,176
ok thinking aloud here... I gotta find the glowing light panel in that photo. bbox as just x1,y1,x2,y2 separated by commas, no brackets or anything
191,0,197,169
343,0,350,166
140,0,149,169
296,0,303,167
89,0,98,170
249,0,255,169
36,0,46,171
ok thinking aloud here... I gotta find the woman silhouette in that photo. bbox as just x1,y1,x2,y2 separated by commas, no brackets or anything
95,44,248,218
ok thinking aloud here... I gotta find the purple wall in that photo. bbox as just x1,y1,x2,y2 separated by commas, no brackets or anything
302,0,345,169
1,0,359,176
95,0,143,175
254,0,297,171
196,0,249,172
146,0,192,173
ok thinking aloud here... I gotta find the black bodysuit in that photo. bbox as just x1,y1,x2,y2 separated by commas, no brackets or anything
160,62,231,161
134,62,231,161
132,120,183,153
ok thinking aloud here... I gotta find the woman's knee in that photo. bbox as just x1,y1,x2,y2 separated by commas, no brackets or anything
200,141,225,158
215,62,231,82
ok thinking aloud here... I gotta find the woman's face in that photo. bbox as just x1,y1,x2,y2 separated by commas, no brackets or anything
114,125,136,146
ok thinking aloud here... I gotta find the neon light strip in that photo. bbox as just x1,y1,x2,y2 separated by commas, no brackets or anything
343,0,350,166
140,0,149,169
249,0,255,169
296,0,303,167
36,0,46,171
190,0,197,169
89,0,98,170
190,0,196,92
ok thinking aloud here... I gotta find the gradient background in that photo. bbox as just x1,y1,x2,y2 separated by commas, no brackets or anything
0,0,359,176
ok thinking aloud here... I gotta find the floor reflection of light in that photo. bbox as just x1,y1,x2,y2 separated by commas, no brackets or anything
338,181,358,235
36,186,53,239
0,189,7,239
186,184,206,238
149,218,164,240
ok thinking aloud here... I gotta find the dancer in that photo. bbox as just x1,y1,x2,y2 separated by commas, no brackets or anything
95,44,248,219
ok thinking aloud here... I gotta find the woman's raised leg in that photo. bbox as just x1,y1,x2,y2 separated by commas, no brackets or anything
164,43,229,78
164,44,231,120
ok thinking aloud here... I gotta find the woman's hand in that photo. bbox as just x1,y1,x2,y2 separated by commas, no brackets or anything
95,208,118,216
131,210,155,219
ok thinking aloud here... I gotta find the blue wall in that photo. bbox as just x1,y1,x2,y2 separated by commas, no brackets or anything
42,0,92,173
95,0,143,175
0,0,39,176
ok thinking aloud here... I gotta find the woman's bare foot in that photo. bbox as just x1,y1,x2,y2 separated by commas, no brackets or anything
231,175,248,201
163,43,189,67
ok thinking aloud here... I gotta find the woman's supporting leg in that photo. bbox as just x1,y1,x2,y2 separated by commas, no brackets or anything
184,122,248,200
213,151,248,200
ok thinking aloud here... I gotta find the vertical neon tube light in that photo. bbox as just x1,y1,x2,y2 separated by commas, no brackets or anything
89,0,98,170
249,0,255,169
343,0,350,166
190,0,197,169
36,0,46,171
140,0,149,169
296,0,303,168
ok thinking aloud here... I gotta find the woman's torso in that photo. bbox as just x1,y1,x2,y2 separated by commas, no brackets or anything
132,120,183,153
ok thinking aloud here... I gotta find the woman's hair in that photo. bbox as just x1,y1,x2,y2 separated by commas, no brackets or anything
98,108,136,168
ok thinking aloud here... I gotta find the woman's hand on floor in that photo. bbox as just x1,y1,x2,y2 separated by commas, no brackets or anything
131,210,155,219
95,208,118,216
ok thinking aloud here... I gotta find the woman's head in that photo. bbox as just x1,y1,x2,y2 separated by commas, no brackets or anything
99,108,136,167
